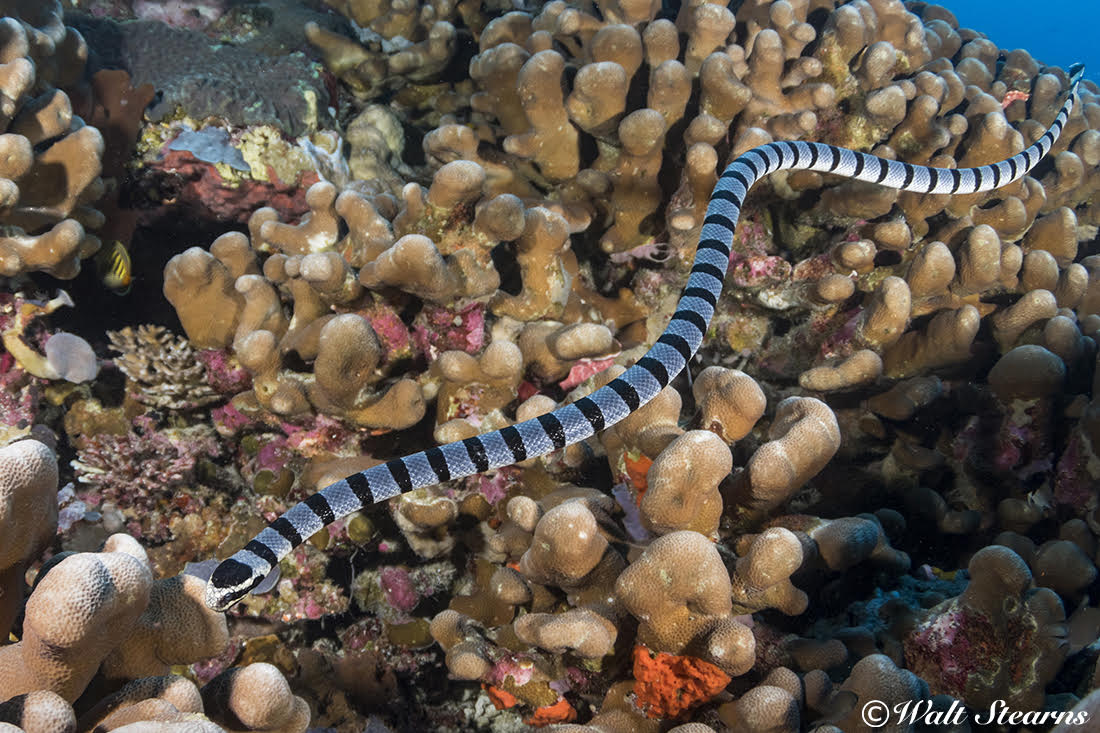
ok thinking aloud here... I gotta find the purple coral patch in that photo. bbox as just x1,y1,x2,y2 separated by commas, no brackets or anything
380,566,419,612
412,302,487,361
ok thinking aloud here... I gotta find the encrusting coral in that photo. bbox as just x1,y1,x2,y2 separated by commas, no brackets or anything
903,545,1068,712
6,0,1100,729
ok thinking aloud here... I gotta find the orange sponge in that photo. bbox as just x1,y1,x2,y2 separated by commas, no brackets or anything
632,645,731,719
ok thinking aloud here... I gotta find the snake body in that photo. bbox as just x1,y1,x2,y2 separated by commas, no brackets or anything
206,65,1085,612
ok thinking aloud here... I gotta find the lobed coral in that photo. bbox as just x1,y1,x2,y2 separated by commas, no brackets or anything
0,0,104,280
156,0,1100,722
0,439,307,732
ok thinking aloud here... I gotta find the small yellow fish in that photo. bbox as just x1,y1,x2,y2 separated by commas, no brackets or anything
930,566,958,581
96,240,132,295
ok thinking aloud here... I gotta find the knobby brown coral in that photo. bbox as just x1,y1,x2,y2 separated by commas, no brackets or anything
0,436,307,732
4,0,1100,730
0,0,103,279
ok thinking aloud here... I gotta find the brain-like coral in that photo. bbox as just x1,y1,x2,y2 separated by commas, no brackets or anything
0,441,307,732
114,18,329,136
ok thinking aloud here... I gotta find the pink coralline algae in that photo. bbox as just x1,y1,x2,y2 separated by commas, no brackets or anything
728,252,794,289
815,310,861,362
356,562,457,621
70,415,221,539
197,348,252,395
1054,426,1100,510
132,0,226,29
730,207,772,257
380,566,419,612
412,302,487,360
152,148,320,223
993,414,1040,476
363,301,417,363
904,604,975,695
990,397,1056,478
468,467,521,506
283,415,353,457
0,351,40,435
211,401,254,436
487,656,536,689
254,436,293,476
558,356,617,391
951,415,985,465
191,636,242,686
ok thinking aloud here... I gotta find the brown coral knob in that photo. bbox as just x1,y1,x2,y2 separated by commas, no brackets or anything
520,501,608,588
0,537,154,702
0,439,57,639
738,397,840,515
615,531,733,653
514,608,617,658
987,344,1065,401
641,430,731,537
800,350,883,392
201,663,309,733
730,528,808,615
693,366,766,443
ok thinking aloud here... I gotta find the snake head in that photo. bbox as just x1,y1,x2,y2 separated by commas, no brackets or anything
204,558,265,611
1070,63,1086,87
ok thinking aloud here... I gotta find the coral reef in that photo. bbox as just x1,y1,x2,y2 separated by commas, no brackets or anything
0,0,104,280
4,0,1100,730
0,439,307,732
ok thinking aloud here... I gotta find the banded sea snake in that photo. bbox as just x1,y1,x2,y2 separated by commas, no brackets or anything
205,63,1086,612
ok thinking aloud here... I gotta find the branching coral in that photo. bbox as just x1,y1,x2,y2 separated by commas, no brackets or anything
72,417,218,508
109,325,224,410
305,0,459,99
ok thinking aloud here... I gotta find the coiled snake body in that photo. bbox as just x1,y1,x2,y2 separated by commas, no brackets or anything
206,65,1085,611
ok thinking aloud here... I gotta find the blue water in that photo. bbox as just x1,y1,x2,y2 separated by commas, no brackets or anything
941,1,1100,82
